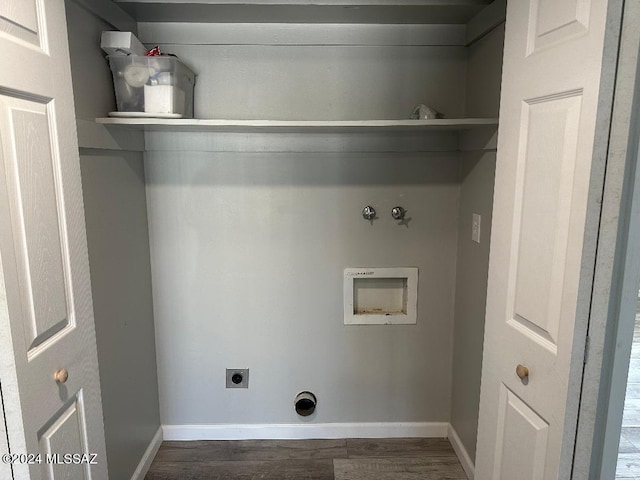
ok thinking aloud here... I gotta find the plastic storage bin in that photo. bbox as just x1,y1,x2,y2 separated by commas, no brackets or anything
108,55,195,117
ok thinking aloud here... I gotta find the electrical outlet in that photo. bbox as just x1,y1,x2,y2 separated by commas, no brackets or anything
226,369,249,388
472,213,481,243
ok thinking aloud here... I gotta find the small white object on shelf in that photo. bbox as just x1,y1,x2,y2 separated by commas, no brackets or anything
411,104,441,120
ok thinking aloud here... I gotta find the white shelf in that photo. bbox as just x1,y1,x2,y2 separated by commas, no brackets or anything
95,117,498,133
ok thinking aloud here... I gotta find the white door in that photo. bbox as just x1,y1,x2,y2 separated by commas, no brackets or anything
475,0,612,478
0,0,108,479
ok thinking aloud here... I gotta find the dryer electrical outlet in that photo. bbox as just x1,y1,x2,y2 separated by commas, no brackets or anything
226,369,249,388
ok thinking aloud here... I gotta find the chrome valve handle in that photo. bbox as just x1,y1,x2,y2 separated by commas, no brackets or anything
362,206,376,220
391,206,406,220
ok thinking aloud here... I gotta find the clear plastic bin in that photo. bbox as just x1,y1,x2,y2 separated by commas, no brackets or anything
108,55,196,118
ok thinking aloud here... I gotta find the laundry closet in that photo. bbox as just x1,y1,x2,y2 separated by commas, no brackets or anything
2,0,620,478
66,1,503,478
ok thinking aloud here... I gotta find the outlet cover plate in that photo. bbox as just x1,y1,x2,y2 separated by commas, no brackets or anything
472,213,481,243
226,368,249,388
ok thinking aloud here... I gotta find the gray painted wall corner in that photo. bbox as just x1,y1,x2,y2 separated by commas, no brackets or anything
449,21,503,462
450,152,496,462
79,151,161,480
65,1,161,478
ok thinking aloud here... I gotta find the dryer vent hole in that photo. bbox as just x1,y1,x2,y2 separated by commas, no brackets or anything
294,391,317,416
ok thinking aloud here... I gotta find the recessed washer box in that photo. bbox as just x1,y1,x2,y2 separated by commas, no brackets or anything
344,267,418,325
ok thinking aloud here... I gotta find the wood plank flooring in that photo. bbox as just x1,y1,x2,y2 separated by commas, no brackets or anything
145,438,467,480
616,304,640,480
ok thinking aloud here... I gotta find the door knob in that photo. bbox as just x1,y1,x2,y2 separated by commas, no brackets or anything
516,364,529,381
54,368,69,384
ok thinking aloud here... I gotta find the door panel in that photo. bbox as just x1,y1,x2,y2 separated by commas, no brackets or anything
0,0,43,49
39,393,89,479
475,0,610,477
0,0,107,478
528,0,591,53
494,385,549,480
512,93,582,351
3,97,73,353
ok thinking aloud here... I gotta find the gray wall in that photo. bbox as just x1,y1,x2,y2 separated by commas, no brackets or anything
144,31,467,426
450,23,504,461
65,1,161,478
161,44,467,120
146,151,461,425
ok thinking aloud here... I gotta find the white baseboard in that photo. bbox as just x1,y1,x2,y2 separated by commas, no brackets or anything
162,422,448,441
447,424,475,480
130,426,163,480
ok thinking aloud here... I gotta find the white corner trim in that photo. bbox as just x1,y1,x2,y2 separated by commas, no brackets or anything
162,422,448,441
130,426,163,480
448,424,475,480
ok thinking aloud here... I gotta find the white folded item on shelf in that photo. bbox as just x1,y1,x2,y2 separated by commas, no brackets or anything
144,85,186,115
101,31,147,56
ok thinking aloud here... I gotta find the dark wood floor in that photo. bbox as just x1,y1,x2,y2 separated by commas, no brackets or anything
145,437,467,480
